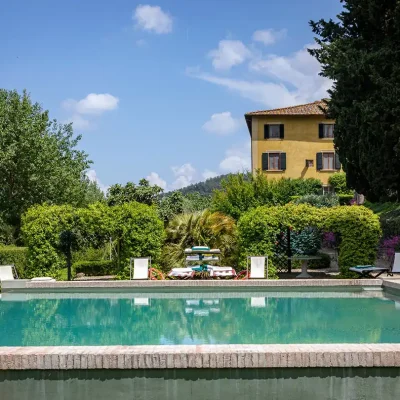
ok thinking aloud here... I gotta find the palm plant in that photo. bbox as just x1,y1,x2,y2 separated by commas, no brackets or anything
162,210,237,271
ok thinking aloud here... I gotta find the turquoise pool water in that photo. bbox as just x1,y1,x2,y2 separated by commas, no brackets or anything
0,290,400,346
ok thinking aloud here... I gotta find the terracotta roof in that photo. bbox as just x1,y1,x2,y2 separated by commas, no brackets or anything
245,100,327,116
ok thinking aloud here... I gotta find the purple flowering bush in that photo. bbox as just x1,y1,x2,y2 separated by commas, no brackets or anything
380,236,400,258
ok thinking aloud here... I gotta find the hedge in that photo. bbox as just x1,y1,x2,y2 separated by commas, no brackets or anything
21,202,165,279
238,204,381,278
308,252,331,269
73,260,115,276
0,246,28,278
338,194,354,205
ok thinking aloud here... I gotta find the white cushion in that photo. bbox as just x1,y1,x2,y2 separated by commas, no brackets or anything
31,277,56,281
392,253,400,273
0,266,15,281
133,258,149,280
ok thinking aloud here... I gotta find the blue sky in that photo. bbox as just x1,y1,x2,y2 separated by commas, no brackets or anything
0,0,341,192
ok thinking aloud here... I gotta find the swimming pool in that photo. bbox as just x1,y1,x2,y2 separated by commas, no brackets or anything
1,288,400,346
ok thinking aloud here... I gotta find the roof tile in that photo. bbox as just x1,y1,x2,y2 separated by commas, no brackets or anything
245,100,327,116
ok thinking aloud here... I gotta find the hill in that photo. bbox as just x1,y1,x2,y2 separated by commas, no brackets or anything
177,174,230,196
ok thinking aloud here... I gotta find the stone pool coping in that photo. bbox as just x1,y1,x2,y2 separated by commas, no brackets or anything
1,344,400,370
1,278,384,292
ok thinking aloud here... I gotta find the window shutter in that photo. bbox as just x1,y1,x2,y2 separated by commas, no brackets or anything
279,124,284,139
264,125,270,139
335,153,341,170
319,124,324,138
316,153,323,170
262,153,269,170
280,153,286,170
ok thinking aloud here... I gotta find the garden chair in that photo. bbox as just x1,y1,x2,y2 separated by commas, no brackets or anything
0,265,18,282
388,252,400,276
131,257,151,280
235,256,268,279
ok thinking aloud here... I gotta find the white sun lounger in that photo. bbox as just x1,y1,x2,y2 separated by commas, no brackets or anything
168,268,195,279
131,258,150,280
208,266,236,278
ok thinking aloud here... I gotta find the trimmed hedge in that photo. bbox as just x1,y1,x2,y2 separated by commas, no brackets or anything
21,202,165,279
238,204,381,278
0,246,28,278
308,252,331,269
73,260,115,276
338,194,354,205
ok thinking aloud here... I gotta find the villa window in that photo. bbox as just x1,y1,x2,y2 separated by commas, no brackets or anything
262,152,287,171
319,124,335,139
264,124,284,139
316,152,341,171
322,185,334,195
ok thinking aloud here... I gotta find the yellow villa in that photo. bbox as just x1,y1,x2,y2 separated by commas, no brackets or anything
245,100,340,191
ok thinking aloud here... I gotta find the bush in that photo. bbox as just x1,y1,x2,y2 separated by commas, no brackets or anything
73,260,115,276
328,173,353,195
0,246,28,277
238,204,381,278
295,194,339,208
338,194,354,205
21,202,165,279
308,252,331,269
211,171,323,219
291,227,322,255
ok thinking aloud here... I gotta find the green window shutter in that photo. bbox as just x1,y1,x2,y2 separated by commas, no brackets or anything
264,125,270,139
319,124,324,138
280,153,287,170
262,153,269,170
316,153,323,170
279,124,284,139
335,153,341,170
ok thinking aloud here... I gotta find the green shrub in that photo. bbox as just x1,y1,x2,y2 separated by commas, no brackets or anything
73,260,115,276
328,173,353,195
308,252,331,269
238,204,381,278
295,194,339,208
338,194,354,205
0,246,28,277
291,227,322,255
21,202,165,279
211,171,323,219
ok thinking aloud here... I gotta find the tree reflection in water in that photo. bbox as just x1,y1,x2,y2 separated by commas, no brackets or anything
0,292,399,346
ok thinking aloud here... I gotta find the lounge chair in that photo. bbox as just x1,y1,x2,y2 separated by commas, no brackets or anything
130,257,151,280
0,265,18,282
168,267,195,279
235,256,268,279
349,253,394,278
208,266,236,278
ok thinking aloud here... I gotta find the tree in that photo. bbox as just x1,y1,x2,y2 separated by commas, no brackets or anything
0,89,91,228
309,0,400,201
107,179,163,206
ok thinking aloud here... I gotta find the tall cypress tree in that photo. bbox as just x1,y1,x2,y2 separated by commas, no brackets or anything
310,0,400,201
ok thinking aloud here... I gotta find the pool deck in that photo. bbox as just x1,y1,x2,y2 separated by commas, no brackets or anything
1,278,400,371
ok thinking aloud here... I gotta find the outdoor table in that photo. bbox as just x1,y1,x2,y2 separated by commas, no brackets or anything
288,256,321,279
184,249,221,272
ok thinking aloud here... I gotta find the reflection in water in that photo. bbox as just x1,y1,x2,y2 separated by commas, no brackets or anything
0,291,400,346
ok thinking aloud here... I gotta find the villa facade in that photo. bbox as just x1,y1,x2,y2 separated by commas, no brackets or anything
245,100,339,188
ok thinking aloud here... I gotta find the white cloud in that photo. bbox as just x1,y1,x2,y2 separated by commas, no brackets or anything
171,163,196,190
208,40,251,70
146,172,167,189
219,142,251,173
189,43,331,108
133,5,173,34
252,29,287,46
86,169,109,193
64,114,91,130
202,112,241,135
63,93,119,116
189,71,298,108
136,39,147,47
202,170,218,180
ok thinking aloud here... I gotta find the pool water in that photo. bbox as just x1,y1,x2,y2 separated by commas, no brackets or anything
0,290,400,346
